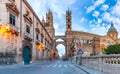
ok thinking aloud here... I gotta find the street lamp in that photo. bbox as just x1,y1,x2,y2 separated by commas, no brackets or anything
49,49,54,60
37,43,45,60
100,45,105,54
38,43,45,51
0,24,13,54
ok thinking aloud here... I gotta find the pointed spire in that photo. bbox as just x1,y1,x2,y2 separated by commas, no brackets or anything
42,16,45,23
49,8,51,13
48,8,52,15
111,21,114,27
68,8,69,12
66,8,71,15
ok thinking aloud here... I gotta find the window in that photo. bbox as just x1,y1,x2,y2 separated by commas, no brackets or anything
68,25,70,28
36,33,39,40
48,17,50,20
9,13,16,25
68,19,70,22
26,25,30,33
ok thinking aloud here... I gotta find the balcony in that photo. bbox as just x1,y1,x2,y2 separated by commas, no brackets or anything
9,24,19,35
36,39,40,44
24,32,33,41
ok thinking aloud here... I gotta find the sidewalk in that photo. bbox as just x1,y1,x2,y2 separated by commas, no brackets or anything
0,61,52,69
75,65,107,74
0,63,24,69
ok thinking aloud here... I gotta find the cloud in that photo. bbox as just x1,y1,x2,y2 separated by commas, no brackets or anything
102,12,112,22
89,21,93,24
98,0,120,37
53,23,59,31
92,11,100,17
97,18,102,24
86,6,95,13
80,17,85,23
86,0,105,13
56,44,65,57
27,0,76,36
27,0,76,21
100,4,109,11
90,23,108,35
111,0,120,17
73,25,87,32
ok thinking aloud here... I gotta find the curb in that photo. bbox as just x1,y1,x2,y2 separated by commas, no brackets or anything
75,65,90,74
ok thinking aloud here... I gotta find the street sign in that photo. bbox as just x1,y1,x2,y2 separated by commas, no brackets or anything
78,49,83,54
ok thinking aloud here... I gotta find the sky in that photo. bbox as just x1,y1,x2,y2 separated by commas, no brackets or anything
27,0,120,57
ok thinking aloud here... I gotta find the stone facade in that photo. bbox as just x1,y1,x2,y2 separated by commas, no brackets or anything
65,10,119,57
0,0,54,64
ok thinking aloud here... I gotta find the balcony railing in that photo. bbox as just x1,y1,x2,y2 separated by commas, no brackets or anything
24,32,33,40
36,39,40,44
81,54,120,74
9,24,19,33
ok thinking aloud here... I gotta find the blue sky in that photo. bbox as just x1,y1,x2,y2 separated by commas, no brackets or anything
27,0,120,56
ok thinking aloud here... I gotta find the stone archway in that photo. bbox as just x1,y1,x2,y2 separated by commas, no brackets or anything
56,44,65,57
53,36,66,55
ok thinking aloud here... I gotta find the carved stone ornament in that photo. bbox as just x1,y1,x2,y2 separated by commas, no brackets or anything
6,3,19,15
23,10,32,25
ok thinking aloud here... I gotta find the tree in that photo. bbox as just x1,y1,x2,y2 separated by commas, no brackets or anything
104,44,120,54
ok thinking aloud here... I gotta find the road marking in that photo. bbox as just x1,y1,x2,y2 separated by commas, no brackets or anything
48,64,53,67
69,64,74,67
53,64,57,68
64,65,67,68
74,66,87,74
58,64,62,68
61,69,64,74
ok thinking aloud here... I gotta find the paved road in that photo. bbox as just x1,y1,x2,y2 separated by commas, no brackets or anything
0,60,86,74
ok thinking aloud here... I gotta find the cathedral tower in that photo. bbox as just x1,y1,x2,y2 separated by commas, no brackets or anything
44,9,55,38
66,9,72,31
65,9,72,58
46,9,53,27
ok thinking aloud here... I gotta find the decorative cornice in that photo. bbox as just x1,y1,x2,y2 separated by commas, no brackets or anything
35,28,40,33
6,3,19,15
23,12,32,25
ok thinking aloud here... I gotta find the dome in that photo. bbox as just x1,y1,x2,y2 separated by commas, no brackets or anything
108,22,117,33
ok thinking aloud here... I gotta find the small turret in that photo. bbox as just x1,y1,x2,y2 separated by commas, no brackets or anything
107,22,118,40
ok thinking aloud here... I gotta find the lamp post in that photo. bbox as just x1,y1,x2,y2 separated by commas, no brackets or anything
0,24,12,64
0,25,11,52
37,43,45,60
100,45,105,54
49,50,53,61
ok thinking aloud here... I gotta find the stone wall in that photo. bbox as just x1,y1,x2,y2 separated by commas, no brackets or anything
82,55,120,74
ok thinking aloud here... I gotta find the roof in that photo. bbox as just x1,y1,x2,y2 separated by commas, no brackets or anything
108,22,117,33
72,30,101,36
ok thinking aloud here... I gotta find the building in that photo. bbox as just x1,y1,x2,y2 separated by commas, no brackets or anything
65,10,120,57
0,0,54,64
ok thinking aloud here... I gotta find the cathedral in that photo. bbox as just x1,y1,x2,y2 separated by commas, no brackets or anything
65,10,120,56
